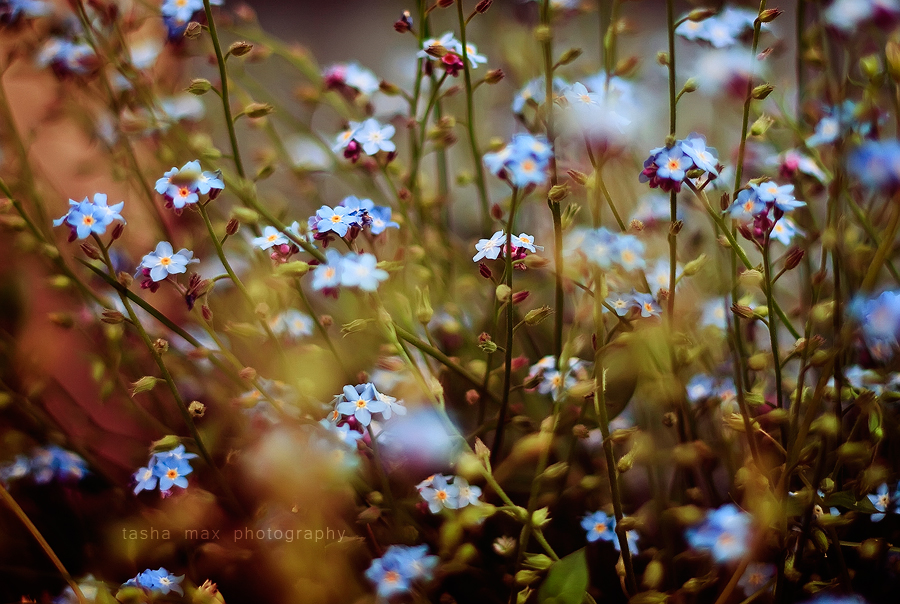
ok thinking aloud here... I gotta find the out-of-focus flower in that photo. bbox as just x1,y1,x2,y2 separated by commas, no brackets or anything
269,310,314,339
512,76,568,114
365,545,438,600
675,6,762,48
37,38,96,76
1,0,49,23
737,562,775,594
685,504,753,563
484,133,553,187
848,140,900,191
323,62,380,96
26,446,88,484
849,291,900,361
824,0,900,33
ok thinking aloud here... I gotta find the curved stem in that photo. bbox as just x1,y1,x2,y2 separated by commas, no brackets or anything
202,0,245,178
0,483,87,604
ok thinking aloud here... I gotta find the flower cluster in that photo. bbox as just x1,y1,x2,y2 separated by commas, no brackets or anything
323,62,380,97
416,474,483,513
418,32,487,77
332,118,396,162
605,291,662,318
512,76,568,114
526,355,590,396
365,544,438,600
269,309,314,339
330,382,404,427
154,160,224,213
685,504,752,563
675,6,760,48
137,241,199,290
132,445,198,496
581,510,639,554
727,180,805,244
311,250,389,293
483,133,552,188
576,227,646,272
472,230,542,263
123,567,184,596
639,134,720,193
53,193,125,241
0,446,88,485
308,195,399,242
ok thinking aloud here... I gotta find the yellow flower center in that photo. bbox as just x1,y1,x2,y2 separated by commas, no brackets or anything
82,216,94,225
159,256,172,266
166,469,178,479
594,523,605,534
356,398,367,409
436,490,448,500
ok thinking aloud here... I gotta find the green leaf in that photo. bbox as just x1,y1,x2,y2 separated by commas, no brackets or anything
823,490,879,513
538,548,589,604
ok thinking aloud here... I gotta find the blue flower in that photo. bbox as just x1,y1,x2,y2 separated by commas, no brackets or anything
312,250,344,290
332,121,362,152
483,133,552,188
685,504,752,563
155,160,223,209
510,233,542,253
54,193,125,240
613,235,646,271
123,567,184,595
419,474,459,513
605,292,634,316
750,181,805,212
153,455,194,491
139,242,199,282
29,446,88,483
365,545,439,600
737,562,775,594
770,217,803,245
581,510,639,553
686,374,717,404
473,230,506,262
315,205,355,237
452,477,483,508
1,0,50,22
580,227,618,270
340,253,389,291
632,292,662,318
653,145,692,183
355,118,396,155
700,299,729,330
37,38,96,76
160,0,203,22
848,140,900,191
371,385,406,420
335,383,387,426
369,206,400,235
868,483,891,522
849,291,900,361
682,133,720,176
728,188,765,222
132,464,157,494
269,310,314,339
253,226,290,250
511,76,568,114
0,454,31,484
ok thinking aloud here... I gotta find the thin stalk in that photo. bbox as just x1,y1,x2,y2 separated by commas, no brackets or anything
202,0,245,178
491,187,520,467
666,0,678,319
0,483,87,604
860,196,900,292
540,0,565,363
296,282,347,375
197,202,287,367
456,0,491,231
762,235,785,417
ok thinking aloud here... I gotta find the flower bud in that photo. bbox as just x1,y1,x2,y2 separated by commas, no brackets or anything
231,207,260,224
394,11,412,33
613,56,639,77
657,51,669,66
187,78,213,95
274,261,310,277
751,83,774,99
475,0,492,13
557,48,582,66
784,247,804,270
630,219,645,232
567,169,588,185
184,21,202,39
118,271,133,288
484,68,504,84
239,366,257,381
682,253,708,276
228,41,253,57
682,77,699,93
757,8,783,22
80,242,101,260
101,309,124,324
479,263,493,279
512,290,530,305
111,222,125,241
437,0,454,7
415,286,433,324
731,303,754,320
243,102,274,118
523,305,553,326
533,25,551,43
750,114,774,136
131,376,160,396
153,338,169,354
548,183,569,203
531,507,550,527
341,318,370,336
523,255,550,269
687,8,716,21
496,284,511,301
202,305,213,321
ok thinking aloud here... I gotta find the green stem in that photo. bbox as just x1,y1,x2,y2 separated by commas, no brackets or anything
202,0,245,178
456,0,491,231
491,187,520,467
762,235,785,415
0,483,87,604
